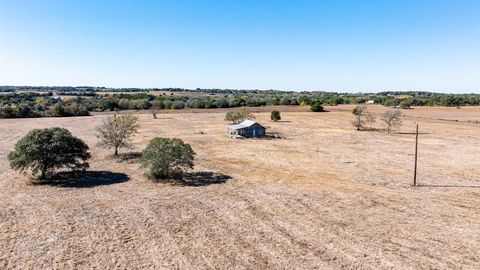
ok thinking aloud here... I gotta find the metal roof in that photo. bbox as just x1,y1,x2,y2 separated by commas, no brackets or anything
228,120,259,130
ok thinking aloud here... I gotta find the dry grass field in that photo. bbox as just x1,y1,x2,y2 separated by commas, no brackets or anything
0,105,479,269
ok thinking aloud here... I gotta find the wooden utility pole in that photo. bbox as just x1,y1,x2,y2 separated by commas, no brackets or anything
413,124,419,186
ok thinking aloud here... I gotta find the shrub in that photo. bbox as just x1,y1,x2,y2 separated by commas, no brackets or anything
271,110,281,122
141,137,196,180
310,101,324,112
96,113,139,156
8,127,90,179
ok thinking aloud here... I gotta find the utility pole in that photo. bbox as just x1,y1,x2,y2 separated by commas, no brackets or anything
413,124,419,186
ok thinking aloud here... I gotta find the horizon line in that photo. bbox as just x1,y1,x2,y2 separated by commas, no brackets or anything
1,85,479,95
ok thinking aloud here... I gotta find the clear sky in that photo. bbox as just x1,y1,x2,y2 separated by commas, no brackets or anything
1,0,479,93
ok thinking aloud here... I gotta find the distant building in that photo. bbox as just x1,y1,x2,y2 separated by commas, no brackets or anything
228,120,266,138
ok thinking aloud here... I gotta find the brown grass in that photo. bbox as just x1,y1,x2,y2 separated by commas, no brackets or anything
0,105,479,269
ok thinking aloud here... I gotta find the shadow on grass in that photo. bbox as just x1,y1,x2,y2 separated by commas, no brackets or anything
174,171,231,187
38,171,130,188
356,128,384,132
397,132,431,135
117,152,142,162
356,128,430,135
417,184,480,188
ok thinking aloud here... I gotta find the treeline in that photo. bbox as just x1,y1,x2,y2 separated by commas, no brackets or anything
1,90,479,119
381,95,480,107
0,94,89,118
0,92,304,118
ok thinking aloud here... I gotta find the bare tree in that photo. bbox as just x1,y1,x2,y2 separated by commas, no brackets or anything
151,108,159,119
96,113,139,156
352,105,367,131
365,112,376,130
380,110,402,134
150,100,163,119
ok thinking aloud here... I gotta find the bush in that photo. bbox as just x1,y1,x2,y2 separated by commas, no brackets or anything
271,110,281,122
310,101,324,112
8,127,90,179
141,137,196,180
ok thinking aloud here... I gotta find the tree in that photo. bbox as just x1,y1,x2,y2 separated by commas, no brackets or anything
8,127,90,179
352,105,367,131
365,112,376,130
150,100,163,119
50,102,65,117
118,98,132,110
271,110,281,122
96,113,139,156
132,99,150,110
380,109,402,134
171,100,186,109
141,137,196,180
399,99,412,109
310,101,324,112
224,108,255,124
1,104,14,118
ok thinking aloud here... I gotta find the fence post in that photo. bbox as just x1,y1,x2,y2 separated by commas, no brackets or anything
413,124,419,187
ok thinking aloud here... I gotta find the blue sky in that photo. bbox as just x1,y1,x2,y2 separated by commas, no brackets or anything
0,0,479,93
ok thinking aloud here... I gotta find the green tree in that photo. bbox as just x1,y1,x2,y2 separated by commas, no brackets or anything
216,98,229,108
8,127,90,179
50,102,65,117
224,108,255,123
399,99,412,109
271,110,281,122
310,101,324,112
1,104,14,118
171,100,186,109
132,99,150,110
118,98,132,110
96,113,139,156
141,137,196,180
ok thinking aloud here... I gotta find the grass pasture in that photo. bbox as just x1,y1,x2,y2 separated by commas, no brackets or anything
0,105,479,269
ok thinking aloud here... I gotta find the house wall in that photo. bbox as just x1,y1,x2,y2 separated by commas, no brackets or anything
239,126,265,138
228,123,266,138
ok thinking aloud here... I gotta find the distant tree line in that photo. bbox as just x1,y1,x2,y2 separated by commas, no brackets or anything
1,88,479,118
0,93,89,118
